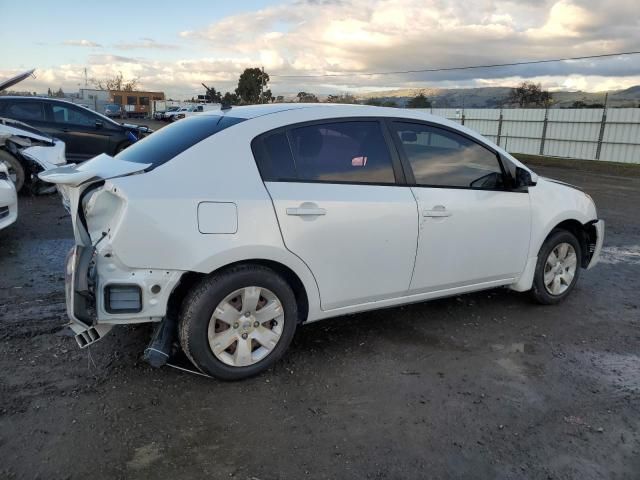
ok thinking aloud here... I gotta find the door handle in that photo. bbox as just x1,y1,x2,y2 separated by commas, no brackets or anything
286,206,326,216
423,205,451,217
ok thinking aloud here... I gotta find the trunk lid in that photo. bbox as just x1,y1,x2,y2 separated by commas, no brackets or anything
38,153,149,187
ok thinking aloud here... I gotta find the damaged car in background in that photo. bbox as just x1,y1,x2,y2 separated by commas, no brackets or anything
0,117,66,193
39,104,604,381
0,69,66,193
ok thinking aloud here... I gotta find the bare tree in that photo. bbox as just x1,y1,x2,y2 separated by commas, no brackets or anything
507,81,553,108
91,72,139,91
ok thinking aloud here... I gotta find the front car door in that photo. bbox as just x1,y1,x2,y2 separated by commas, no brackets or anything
388,121,531,294
252,119,419,310
45,102,111,162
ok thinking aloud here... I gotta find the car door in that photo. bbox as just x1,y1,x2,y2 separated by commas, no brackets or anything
45,102,112,162
253,119,419,311
389,121,531,294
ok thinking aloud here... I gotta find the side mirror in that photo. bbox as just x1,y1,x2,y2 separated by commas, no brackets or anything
515,167,537,188
95,120,103,129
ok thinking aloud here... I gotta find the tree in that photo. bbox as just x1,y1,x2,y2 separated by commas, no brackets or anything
47,88,52,97
55,88,65,98
406,93,431,108
91,72,139,91
325,93,357,104
507,81,552,107
221,91,239,106
235,67,272,104
296,91,318,103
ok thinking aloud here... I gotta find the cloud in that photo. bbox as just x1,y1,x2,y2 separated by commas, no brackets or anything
63,39,102,48
114,38,180,50
6,0,640,97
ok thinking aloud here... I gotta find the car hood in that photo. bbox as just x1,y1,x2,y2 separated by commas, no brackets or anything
121,123,152,133
0,69,35,92
0,117,54,144
38,153,150,187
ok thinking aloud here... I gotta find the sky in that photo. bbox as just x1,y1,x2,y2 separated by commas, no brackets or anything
1,0,639,99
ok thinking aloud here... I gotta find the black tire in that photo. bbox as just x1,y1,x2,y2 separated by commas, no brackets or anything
0,150,25,193
179,264,298,380
530,229,582,305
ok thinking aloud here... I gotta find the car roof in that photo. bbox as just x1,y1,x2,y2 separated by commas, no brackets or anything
209,103,446,121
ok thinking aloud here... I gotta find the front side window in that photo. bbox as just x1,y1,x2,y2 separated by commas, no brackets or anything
51,104,96,127
4,101,45,122
288,121,395,183
392,122,505,189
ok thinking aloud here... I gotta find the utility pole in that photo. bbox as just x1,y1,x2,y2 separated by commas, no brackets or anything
260,66,265,104
84,68,88,87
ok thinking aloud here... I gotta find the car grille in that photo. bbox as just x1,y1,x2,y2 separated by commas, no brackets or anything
0,206,9,219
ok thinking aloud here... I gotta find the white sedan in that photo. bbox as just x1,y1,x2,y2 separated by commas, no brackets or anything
40,104,604,380
0,160,17,230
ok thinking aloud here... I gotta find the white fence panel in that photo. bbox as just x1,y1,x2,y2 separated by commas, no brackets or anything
425,107,640,163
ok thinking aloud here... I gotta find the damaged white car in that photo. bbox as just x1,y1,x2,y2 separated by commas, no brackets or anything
40,104,604,380
0,117,66,193
0,70,66,192
0,160,17,230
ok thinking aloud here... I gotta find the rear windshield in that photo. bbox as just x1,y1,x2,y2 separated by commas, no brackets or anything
116,115,245,168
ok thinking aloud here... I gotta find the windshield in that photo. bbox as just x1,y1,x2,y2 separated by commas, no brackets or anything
115,115,245,169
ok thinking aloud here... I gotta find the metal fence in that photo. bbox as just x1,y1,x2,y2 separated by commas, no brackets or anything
420,108,640,164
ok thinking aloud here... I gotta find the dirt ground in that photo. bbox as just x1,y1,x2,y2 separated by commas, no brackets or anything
0,161,639,480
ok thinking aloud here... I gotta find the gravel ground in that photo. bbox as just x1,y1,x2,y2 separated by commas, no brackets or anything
0,161,638,479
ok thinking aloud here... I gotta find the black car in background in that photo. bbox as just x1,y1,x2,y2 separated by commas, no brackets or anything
0,97,152,162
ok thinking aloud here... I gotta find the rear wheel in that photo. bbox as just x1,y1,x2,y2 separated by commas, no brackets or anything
179,265,298,380
531,230,582,304
0,150,25,193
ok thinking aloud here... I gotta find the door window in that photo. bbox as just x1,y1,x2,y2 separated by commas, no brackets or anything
4,101,45,122
51,104,96,127
392,122,505,189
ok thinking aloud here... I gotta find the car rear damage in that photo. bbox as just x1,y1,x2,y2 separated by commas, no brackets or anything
39,154,185,352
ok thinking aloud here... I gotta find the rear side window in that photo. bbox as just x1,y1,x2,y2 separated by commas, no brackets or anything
253,131,297,181
253,121,396,184
391,122,505,189
290,122,395,183
116,115,245,168
2,101,45,122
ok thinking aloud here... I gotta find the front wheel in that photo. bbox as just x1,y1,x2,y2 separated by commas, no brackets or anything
0,150,25,193
179,265,298,380
530,229,582,304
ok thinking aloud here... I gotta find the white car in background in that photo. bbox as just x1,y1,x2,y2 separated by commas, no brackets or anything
40,104,604,380
0,160,17,230
166,104,219,122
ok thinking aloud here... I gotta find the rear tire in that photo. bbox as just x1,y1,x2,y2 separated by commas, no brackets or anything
530,229,582,305
0,150,25,193
179,265,298,380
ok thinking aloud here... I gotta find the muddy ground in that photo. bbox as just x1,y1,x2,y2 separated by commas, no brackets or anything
0,162,638,480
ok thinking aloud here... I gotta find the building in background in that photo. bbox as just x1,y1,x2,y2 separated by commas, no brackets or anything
110,90,165,118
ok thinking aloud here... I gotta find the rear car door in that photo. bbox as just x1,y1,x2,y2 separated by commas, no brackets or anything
45,102,112,162
0,99,48,131
253,119,419,311
389,121,531,294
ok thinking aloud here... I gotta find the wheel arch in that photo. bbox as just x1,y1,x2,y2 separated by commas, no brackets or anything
168,258,313,325
542,218,597,268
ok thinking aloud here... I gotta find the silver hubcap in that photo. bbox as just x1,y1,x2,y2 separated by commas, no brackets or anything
207,286,284,367
544,242,577,295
